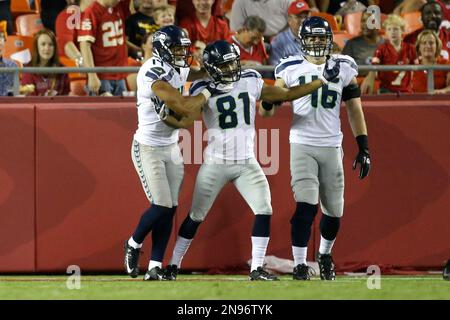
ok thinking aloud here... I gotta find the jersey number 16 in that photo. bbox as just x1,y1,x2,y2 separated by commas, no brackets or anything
299,75,339,109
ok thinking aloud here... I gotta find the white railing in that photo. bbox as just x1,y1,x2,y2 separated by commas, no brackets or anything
1,65,450,95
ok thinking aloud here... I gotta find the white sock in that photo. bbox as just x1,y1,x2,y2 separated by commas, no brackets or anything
292,246,308,266
169,236,193,268
128,237,142,249
319,235,335,254
148,260,162,270
250,236,270,271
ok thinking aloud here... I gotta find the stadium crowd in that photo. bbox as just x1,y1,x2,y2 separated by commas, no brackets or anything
0,0,449,96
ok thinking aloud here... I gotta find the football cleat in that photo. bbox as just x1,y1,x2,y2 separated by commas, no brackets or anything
293,264,312,280
124,241,141,278
249,267,279,281
164,264,178,281
144,266,167,281
317,252,336,280
444,259,450,281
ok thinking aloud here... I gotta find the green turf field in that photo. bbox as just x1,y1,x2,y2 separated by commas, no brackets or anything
0,275,449,299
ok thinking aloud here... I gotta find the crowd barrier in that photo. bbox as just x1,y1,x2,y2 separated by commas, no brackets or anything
0,95,449,273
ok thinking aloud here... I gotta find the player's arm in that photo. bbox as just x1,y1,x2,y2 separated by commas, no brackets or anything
260,79,324,102
163,105,203,129
258,78,286,117
152,80,209,117
260,58,340,116
344,77,371,179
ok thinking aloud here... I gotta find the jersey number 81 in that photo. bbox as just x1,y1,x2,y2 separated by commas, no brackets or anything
216,92,250,129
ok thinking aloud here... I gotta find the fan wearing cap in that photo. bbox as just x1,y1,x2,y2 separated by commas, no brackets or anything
269,0,311,65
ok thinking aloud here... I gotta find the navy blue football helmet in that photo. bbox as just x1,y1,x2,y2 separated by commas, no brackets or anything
299,16,333,57
203,40,241,84
152,25,192,68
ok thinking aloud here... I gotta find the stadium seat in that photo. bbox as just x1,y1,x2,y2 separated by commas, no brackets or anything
2,35,33,63
311,12,339,31
344,12,363,36
70,79,87,96
15,13,44,36
10,0,40,17
402,11,423,34
333,32,354,50
60,56,86,81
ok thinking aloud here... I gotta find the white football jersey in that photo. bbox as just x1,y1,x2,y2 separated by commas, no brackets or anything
275,54,358,147
134,57,190,146
190,69,265,160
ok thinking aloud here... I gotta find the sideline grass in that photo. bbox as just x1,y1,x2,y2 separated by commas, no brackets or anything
0,275,448,300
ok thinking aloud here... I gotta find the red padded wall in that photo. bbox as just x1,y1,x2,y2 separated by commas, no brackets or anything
34,102,151,272
0,104,35,272
314,101,450,270
0,96,449,273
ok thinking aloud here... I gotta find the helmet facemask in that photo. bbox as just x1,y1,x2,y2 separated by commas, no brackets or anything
207,59,241,84
152,30,192,68
170,42,193,68
204,51,241,84
300,33,333,57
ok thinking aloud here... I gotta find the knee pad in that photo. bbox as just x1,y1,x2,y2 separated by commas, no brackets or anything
320,214,341,240
252,214,271,237
290,202,318,226
179,214,202,239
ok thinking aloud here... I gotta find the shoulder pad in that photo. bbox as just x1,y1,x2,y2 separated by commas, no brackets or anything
275,56,304,75
241,69,262,79
189,79,211,95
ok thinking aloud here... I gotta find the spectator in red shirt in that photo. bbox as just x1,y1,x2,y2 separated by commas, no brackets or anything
403,1,450,60
175,0,223,23
55,0,93,64
227,15,267,66
21,29,70,96
361,15,417,94
436,0,450,22
413,30,450,93
179,0,230,48
78,0,131,96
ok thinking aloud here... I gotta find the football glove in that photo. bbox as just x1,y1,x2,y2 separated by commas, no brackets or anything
352,135,371,179
320,56,340,84
151,96,169,121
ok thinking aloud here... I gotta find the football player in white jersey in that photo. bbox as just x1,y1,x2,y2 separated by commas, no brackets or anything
268,17,371,281
124,25,220,281
159,40,341,281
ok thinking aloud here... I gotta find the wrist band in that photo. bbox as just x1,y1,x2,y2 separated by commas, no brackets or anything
356,135,369,151
261,101,274,111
